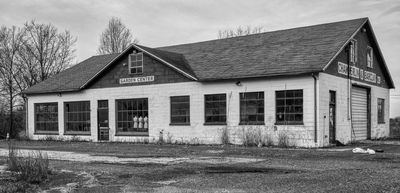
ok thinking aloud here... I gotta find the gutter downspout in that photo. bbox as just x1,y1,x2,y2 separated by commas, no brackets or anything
312,73,318,143
25,95,28,139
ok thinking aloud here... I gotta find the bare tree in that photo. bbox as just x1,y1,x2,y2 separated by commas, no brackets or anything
0,26,24,137
98,17,139,54
17,20,77,90
218,25,265,39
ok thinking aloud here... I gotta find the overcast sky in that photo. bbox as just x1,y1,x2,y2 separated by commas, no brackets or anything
1,0,399,117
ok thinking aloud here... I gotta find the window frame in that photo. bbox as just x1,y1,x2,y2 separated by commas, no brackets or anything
170,96,190,125
34,102,59,134
115,98,149,136
64,101,91,135
275,89,304,125
367,46,373,68
204,93,227,125
239,91,265,125
350,39,358,64
129,52,144,75
377,98,385,124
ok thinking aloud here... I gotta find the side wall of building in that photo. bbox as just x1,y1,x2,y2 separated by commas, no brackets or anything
27,76,318,147
318,73,390,146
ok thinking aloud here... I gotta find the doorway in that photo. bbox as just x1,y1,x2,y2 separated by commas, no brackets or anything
329,91,336,144
98,100,109,141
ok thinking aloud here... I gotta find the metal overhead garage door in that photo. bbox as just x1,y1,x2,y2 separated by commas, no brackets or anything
351,86,368,140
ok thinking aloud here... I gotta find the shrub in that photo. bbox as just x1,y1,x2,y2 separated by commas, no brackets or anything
7,142,50,184
264,133,274,147
166,132,173,144
242,127,263,147
220,127,230,145
277,131,290,148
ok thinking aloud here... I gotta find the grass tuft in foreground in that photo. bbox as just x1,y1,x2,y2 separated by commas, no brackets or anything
7,141,50,184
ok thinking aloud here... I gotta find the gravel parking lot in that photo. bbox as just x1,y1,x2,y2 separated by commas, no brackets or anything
0,140,400,192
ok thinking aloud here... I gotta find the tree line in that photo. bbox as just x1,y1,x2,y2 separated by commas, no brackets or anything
0,17,137,138
0,15,262,139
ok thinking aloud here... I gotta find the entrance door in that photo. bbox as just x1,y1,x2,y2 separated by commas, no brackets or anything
351,86,368,140
329,91,336,144
98,100,109,141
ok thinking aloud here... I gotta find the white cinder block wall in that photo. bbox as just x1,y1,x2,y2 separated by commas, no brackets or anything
318,73,390,146
27,75,317,147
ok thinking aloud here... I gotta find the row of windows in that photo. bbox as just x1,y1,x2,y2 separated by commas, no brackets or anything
34,90,386,134
349,39,374,68
169,90,303,125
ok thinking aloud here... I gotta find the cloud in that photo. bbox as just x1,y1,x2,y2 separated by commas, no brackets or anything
0,0,399,115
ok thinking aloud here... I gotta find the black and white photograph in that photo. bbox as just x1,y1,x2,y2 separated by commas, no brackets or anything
0,0,399,192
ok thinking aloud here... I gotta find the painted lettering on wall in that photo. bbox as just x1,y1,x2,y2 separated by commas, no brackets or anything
119,76,155,84
337,62,378,84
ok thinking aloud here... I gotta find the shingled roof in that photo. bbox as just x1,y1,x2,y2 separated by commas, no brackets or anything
25,17,385,94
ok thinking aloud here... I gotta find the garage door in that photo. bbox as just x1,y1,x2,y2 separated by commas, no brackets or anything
351,86,368,140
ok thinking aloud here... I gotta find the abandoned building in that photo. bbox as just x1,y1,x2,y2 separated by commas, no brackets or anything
23,17,394,147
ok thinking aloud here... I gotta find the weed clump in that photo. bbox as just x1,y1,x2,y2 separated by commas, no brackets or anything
7,142,50,184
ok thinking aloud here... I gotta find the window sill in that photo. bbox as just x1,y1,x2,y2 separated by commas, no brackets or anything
275,122,304,125
34,131,59,135
204,122,227,126
239,122,265,125
64,132,91,136
169,123,190,126
115,132,149,136
378,122,385,124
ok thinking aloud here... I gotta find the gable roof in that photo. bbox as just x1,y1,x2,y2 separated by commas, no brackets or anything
158,18,368,80
24,17,393,95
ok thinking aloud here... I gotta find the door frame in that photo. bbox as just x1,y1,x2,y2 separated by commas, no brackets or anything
329,90,336,144
97,100,109,141
351,84,371,140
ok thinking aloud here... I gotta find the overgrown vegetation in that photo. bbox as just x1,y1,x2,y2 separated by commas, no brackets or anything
7,141,50,184
277,131,291,148
220,127,230,145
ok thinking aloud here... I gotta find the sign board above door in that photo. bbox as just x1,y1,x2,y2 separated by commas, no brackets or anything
119,76,155,84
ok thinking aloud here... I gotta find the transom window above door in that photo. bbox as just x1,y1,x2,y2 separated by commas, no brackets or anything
129,52,143,74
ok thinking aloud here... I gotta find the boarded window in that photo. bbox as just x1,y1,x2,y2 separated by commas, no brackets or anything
129,52,143,74
205,94,226,124
367,46,373,68
240,92,264,125
116,98,149,134
276,90,303,125
378,98,385,124
170,96,190,125
35,103,58,133
64,101,91,133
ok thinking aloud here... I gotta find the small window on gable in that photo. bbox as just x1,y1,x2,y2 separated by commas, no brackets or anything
350,39,358,64
129,52,143,74
367,46,373,68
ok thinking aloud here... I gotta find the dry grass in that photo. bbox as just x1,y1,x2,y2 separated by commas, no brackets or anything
220,127,230,145
277,131,290,148
7,142,50,184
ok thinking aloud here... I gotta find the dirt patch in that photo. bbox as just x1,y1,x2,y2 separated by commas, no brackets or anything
203,166,302,174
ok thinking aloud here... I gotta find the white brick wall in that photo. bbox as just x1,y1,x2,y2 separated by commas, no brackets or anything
318,73,390,146
27,75,317,147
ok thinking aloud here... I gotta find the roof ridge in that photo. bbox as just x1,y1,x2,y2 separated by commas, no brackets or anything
157,17,368,49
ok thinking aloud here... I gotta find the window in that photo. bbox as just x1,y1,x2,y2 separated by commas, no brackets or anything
240,92,264,125
34,103,58,133
378,98,385,124
350,39,358,64
64,101,91,134
129,52,143,74
170,96,190,125
205,94,226,124
367,46,373,68
276,90,303,124
116,98,148,134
